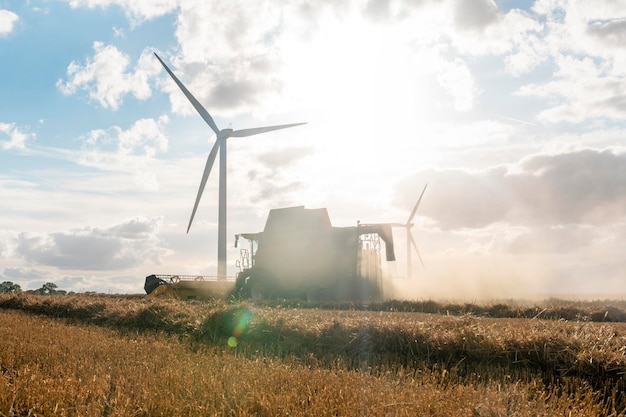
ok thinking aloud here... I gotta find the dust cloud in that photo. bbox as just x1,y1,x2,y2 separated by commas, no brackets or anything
381,255,574,303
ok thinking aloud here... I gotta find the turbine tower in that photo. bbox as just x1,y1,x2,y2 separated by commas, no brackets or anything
392,183,427,279
154,53,306,278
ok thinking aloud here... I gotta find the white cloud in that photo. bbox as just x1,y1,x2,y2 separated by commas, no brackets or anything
452,0,500,32
516,55,626,123
397,147,626,230
57,43,161,110
448,2,543,57
151,0,293,117
81,118,166,158
157,0,484,120
504,32,547,76
435,57,478,111
504,1,626,124
529,1,626,74
0,122,33,149
76,116,169,190
0,9,18,35
175,1,283,63
14,216,166,271
116,116,169,157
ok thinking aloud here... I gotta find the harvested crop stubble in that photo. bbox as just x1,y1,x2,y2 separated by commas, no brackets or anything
0,309,617,416
0,293,222,333
2,294,626,381
247,307,626,377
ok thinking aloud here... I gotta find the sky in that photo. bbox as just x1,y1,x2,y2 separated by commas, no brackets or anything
1,0,625,299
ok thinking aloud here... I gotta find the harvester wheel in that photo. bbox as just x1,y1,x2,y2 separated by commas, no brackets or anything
249,280,267,301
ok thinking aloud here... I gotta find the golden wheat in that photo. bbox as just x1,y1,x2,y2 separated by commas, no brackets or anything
1,294,626,415
0,309,616,417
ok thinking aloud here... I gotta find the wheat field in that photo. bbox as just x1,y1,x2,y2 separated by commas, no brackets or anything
1,293,625,416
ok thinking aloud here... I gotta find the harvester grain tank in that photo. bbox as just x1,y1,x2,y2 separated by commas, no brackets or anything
233,206,395,301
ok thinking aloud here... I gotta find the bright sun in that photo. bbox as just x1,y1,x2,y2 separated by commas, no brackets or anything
279,12,443,209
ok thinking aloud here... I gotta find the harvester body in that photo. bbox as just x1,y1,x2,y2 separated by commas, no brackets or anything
234,206,395,301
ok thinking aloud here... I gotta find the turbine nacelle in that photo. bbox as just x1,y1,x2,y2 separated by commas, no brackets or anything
218,128,234,139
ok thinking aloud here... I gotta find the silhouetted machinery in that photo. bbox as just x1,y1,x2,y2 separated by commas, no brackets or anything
233,206,395,301
144,205,396,301
143,274,234,300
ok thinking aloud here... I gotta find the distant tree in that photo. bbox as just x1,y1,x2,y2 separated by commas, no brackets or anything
38,282,59,295
0,281,22,294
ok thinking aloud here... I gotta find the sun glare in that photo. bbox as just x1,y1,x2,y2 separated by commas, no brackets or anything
280,12,442,208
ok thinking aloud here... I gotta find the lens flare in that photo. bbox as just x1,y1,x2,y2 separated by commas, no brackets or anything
227,308,253,347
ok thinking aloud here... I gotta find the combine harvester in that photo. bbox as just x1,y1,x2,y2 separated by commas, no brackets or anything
234,206,395,301
145,205,397,301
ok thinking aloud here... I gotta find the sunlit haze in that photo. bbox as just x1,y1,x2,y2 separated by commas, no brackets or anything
1,0,625,299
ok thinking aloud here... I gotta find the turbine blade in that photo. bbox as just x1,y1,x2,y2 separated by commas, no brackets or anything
409,232,425,268
407,183,428,224
230,122,307,138
154,53,221,136
187,140,220,233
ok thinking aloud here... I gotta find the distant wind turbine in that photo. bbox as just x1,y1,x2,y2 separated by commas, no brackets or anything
154,53,306,278
391,183,427,279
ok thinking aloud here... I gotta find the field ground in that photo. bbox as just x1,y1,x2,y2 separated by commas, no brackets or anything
1,294,626,416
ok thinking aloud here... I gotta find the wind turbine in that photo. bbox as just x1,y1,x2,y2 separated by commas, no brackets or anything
392,183,427,279
154,53,306,278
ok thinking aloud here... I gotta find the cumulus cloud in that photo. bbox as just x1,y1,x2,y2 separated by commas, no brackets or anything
586,19,626,48
516,55,626,123
435,58,478,111
558,2,626,60
397,148,626,229
452,0,501,31
116,117,169,157
0,9,18,35
14,216,167,271
147,1,294,117
57,43,161,109
0,122,33,150
159,0,483,118
447,2,542,57
506,1,626,123
77,116,169,190
57,0,626,129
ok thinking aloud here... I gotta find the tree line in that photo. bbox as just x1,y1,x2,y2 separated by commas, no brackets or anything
0,281,66,295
